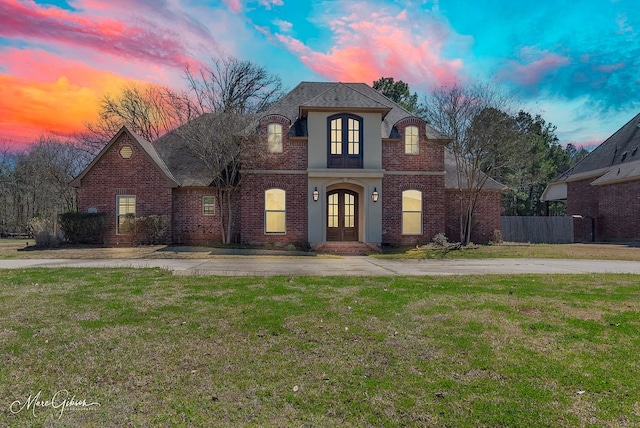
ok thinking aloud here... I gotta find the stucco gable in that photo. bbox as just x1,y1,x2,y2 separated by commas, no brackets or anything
256,81,448,140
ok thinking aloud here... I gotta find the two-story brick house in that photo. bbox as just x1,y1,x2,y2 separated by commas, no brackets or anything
72,82,504,247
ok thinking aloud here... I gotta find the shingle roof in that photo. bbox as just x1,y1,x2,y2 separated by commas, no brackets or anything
259,82,449,141
560,112,640,181
153,125,214,187
444,147,507,191
70,126,179,188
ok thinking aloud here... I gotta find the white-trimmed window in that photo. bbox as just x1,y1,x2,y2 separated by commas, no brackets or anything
268,123,283,153
405,125,419,154
402,190,422,235
265,188,286,233
203,196,215,216
116,195,136,234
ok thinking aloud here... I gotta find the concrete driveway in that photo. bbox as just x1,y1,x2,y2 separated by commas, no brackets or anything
1,257,639,276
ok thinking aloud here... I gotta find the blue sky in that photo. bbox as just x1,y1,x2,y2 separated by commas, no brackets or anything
1,0,638,149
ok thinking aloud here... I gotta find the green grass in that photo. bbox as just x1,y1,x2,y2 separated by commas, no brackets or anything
1,269,639,426
375,242,640,260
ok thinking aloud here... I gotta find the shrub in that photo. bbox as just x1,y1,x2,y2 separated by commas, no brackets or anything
134,215,169,245
28,217,59,248
490,229,503,245
431,233,449,248
59,212,107,244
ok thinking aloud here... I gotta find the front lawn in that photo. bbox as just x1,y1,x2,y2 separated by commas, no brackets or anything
1,269,639,426
376,242,640,260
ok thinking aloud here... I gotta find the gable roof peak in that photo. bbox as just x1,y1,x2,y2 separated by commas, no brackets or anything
70,125,179,188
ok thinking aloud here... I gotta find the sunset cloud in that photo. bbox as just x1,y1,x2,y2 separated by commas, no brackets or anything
0,48,145,148
0,0,637,151
497,48,570,90
269,3,464,89
222,0,242,14
0,0,196,69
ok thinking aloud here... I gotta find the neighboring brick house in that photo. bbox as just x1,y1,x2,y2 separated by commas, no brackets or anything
541,112,640,241
72,82,504,247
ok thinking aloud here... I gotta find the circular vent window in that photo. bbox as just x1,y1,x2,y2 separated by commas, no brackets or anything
120,145,133,159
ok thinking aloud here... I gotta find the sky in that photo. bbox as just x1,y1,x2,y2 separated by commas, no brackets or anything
1,0,639,151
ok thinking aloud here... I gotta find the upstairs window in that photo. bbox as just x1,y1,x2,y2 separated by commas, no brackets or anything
405,125,419,154
267,123,283,153
265,188,286,234
402,190,422,235
328,114,363,168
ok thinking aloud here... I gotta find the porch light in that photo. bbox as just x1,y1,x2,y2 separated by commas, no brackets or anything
313,187,319,202
372,188,379,202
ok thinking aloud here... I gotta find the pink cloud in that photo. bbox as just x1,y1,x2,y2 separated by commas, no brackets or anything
0,0,200,69
598,62,625,73
498,48,570,87
269,4,464,89
222,0,242,13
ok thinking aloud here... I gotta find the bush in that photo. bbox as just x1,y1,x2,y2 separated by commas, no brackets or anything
490,229,503,245
59,212,107,244
431,233,449,248
134,215,169,245
28,217,59,248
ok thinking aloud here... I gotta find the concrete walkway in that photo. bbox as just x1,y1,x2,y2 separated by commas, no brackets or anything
0,257,639,276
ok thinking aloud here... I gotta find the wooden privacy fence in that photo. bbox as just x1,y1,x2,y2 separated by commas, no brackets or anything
500,216,575,244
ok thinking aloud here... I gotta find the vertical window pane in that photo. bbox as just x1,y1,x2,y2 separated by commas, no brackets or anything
344,193,355,228
203,196,215,216
328,193,338,228
117,195,135,234
331,119,342,154
265,189,286,233
348,118,359,154
405,125,419,154
402,190,422,235
268,123,283,153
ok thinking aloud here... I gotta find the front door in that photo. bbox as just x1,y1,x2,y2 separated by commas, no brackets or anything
327,190,358,241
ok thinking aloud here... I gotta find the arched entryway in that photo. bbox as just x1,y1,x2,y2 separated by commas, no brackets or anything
326,189,358,241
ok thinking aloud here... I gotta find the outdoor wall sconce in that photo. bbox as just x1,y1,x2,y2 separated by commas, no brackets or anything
372,187,379,202
313,187,319,202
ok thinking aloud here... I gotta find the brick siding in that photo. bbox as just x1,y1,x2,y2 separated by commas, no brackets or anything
76,133,173,245
172,188,222,244
567,178,640,241
444,190,502,244
239,173,308,245
381,175,446,245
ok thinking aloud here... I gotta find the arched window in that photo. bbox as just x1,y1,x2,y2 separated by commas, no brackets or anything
327,114,363,168
267,123,283,153
265,188,286,233
405,125,419,154
402,190,422,235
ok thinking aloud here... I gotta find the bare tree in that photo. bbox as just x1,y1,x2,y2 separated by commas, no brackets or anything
1,137,84,235
78,82,194,154
422,82,519,244
184,56,284,114
175,56,284,243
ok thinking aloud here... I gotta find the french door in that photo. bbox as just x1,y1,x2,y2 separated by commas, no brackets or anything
327,190,358,241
